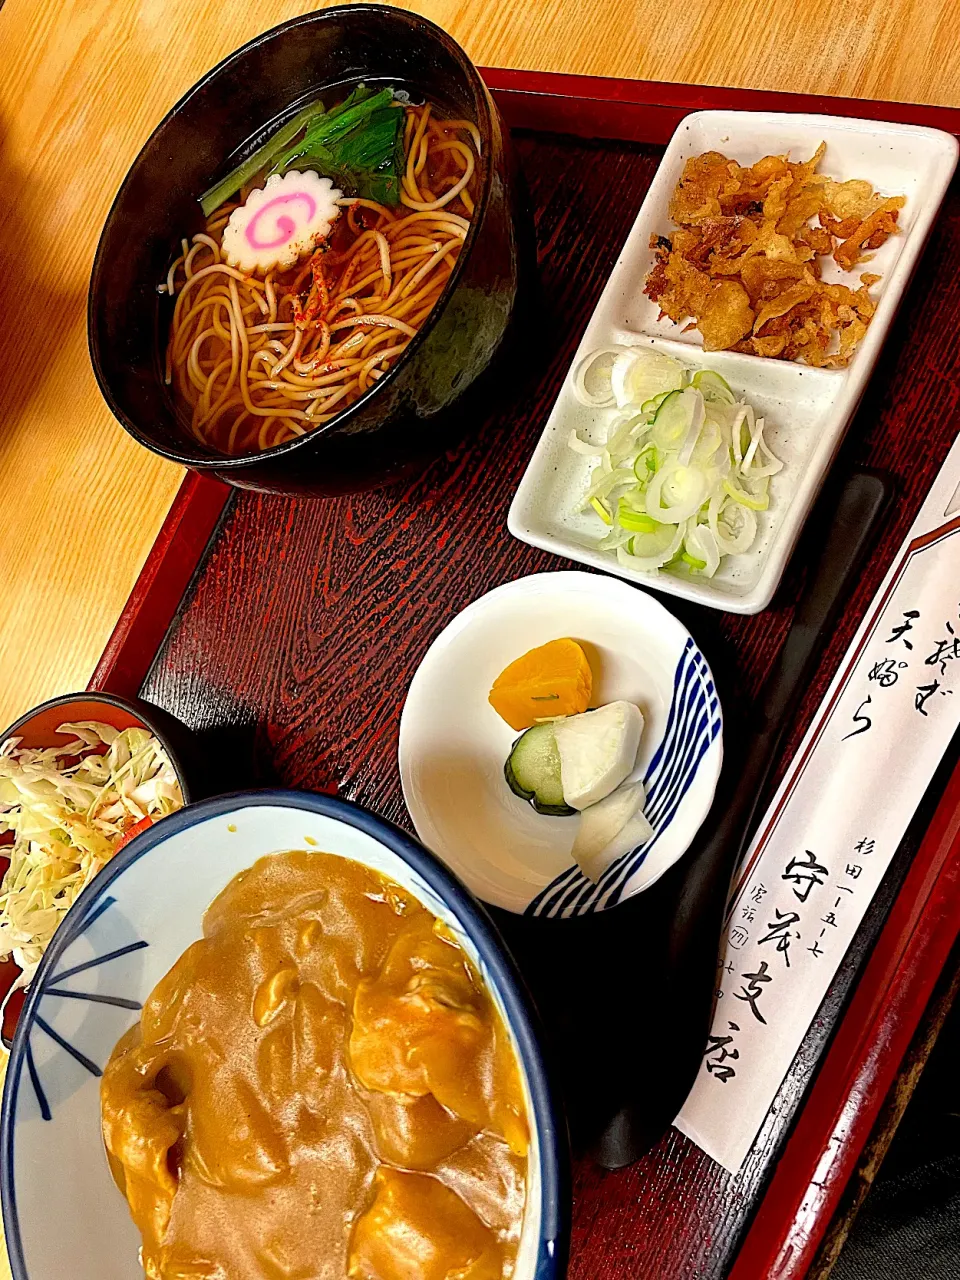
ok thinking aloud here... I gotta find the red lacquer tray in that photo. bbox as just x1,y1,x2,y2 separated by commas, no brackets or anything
86,71,960,1280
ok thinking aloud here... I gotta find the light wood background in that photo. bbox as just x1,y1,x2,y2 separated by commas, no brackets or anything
0,0,957,1273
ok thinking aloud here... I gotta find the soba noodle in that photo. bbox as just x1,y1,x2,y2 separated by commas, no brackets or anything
163,104,480,456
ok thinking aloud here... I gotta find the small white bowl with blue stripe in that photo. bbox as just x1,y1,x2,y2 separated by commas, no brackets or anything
0,791,569,1280
399,571,723,918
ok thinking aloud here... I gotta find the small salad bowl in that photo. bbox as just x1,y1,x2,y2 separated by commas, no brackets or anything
0,691,201,1044
1,692,197,792
399,571,723,918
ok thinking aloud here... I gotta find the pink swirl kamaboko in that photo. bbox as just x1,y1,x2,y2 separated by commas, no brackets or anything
222,171,342,273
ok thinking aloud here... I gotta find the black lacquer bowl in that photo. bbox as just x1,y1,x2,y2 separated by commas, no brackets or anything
88,5,528,496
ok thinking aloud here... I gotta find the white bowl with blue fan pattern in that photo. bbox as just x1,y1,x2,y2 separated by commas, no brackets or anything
399,571,723,918
0,792,568,1280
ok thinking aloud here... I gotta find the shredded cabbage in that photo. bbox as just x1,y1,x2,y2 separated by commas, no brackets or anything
0,722,183,988
569,349,783,578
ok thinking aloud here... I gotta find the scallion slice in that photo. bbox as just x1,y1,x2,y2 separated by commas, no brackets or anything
566,346,784,579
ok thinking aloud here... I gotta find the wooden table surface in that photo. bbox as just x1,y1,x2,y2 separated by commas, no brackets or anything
0,2,958,1278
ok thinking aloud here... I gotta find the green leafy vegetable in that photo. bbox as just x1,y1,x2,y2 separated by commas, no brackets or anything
271,84,405,205
199,98,331,217
198,84,406,219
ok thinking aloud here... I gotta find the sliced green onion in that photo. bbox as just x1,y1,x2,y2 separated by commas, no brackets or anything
692,369,736,405
590,496,613,525
723,476,769,511
640,389,676,415
617,520,685,571
570,348,777,578
709,493,757,555
568,429,605,457
611,348,684,408
606,413,650,463
572,347,625,407
617,500,659,534
585,465,634,505
633,446,658,483
685,522,721,576
646,460,708,523
650,389,691,451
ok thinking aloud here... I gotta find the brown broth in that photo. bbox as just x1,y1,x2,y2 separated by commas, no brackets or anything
165,102,479,457
100,850,528,1280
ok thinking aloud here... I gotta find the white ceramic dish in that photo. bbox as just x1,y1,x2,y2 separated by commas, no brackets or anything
508,110,958,614
0,793,568,1280
398,571,722,918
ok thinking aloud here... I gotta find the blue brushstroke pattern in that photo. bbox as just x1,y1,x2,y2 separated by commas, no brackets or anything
525,640,720,919
44,989,141,1012
63,895,116,943
34,1016,102,1079
24,1044,50,1123
48,939,148,987
22,925,149,1119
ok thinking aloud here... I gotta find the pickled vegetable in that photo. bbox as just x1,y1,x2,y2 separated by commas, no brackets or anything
488,638,592,731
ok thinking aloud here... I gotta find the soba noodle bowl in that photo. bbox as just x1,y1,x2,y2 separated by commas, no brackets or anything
163,99,480,457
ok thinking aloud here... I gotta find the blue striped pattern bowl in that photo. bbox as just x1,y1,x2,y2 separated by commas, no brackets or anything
0,792,568,1280
399,571,723,918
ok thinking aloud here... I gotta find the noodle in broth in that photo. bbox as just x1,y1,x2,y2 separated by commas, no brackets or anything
164,103,480,457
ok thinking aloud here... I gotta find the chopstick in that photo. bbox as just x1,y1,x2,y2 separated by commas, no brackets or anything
595,467,893,1168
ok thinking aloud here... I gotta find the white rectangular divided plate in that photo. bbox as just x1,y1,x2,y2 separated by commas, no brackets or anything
508,110,958,614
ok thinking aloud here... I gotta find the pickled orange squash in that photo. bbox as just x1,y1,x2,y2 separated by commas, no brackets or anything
488,638,593,731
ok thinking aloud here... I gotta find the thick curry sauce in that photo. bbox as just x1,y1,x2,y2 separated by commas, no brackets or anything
101,851,529,1280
